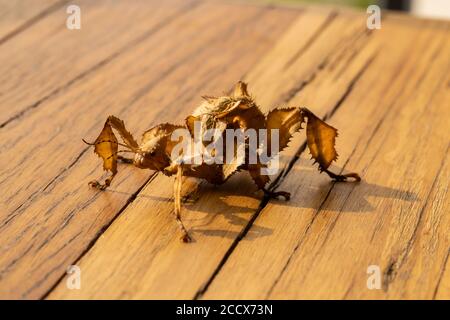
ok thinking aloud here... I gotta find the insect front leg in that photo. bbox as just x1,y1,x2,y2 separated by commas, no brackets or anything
173,165,192,243
89,153,134,189
84,115,139,190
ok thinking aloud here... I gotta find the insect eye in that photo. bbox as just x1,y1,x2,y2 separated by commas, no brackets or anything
149,150,156,156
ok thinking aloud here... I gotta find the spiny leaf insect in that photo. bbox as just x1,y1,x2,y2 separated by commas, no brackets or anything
84,82,360,242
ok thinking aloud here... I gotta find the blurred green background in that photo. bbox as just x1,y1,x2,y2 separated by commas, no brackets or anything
252,1,450,20
260,0,376,8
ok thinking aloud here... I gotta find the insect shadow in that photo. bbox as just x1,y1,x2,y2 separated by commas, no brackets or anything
110,157,418,241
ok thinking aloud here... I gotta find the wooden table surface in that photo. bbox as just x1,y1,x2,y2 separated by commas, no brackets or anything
0,0,449,300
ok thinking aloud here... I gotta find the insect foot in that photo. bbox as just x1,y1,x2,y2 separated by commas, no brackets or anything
88,180,105,190
180,233,192,243
263,189,291,201
323,169,361,182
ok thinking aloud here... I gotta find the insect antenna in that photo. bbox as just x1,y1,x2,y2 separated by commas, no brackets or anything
104,150,136,161
82,139,130,149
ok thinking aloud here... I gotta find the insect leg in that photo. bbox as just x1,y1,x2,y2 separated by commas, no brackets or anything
247,165,291,201
88,172,116,190
173,165,192,243
322,169,361,182
86,150,133,190
300,108,361,182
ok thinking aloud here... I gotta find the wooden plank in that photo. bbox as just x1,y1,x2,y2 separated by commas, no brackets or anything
402,151,449,300
203,17,450,299
0,0,198,127
0,0,63,43
269,23,450,301
271,52,449,300
46,9,385,299
0,0,299,299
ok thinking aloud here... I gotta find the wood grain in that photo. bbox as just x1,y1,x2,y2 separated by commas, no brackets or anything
0,0,448,300
0,0,197,127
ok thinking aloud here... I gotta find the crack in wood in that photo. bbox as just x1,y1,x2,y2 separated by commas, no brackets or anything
0,147,90,231
383,148,448,292
433,249,450,299
283,11,338,70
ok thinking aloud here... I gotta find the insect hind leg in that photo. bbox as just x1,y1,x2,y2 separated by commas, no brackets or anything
323,169,361,182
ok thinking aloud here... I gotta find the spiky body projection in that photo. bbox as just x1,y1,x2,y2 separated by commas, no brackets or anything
84,82,360,242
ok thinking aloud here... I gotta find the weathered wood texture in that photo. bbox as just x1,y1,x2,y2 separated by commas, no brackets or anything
0,0,64,43
0,0,448,299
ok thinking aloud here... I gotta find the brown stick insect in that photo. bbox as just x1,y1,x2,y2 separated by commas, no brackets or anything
84,82,360,242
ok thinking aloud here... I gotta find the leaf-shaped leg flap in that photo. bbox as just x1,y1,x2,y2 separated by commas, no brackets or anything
266,107,304,152
85,119,119,189
107,115,138,150
303,108,338,171
302,108,360,182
